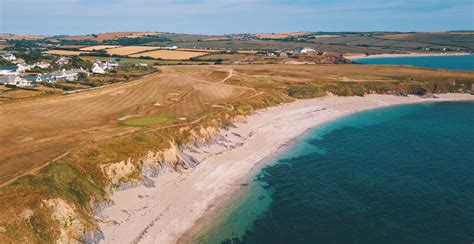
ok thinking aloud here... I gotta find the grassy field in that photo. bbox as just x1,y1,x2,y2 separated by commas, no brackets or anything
0,67,252,186
105,46,160,55
43,50,90,56
80,56,158,65
80,45,120,51
130,50,209,60
255,31,311,39
0,64,473,243
119,115,174,127
63,32,160,42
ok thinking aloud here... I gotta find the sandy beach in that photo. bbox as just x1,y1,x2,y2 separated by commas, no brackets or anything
345,52,471,60
97,94,473,244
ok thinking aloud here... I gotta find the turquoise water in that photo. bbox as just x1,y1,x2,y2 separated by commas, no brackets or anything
201,102,474,244
353,55,474,71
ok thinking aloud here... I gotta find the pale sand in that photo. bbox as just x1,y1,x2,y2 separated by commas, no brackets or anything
345,52,471,60
98,94,473,244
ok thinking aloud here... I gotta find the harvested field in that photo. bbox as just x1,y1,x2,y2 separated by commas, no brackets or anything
256,32,311,39
80,45,121,51
44,50,90,56
0,43,10,49
202,37,231,41
177,48,221,53
59,45,87,49
64,32,161,42
0,34,44,40
238,50,258,54
106,46,160,56
130,50,209,60
80,56,158,65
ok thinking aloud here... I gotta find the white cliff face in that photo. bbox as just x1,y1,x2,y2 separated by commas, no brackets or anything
42,198,86,244
100,159,137,187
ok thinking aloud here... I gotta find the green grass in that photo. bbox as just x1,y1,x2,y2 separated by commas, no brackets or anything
119,115,173,127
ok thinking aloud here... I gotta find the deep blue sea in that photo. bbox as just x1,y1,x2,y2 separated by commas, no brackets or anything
353,54,474,71
200,102,474,244
197,56,474,244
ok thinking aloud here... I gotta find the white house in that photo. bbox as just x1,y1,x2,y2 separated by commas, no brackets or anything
164,46,178,50
34,61,51,69
0,75,31,87
1,52,17,62
36,68,88,83
91,61,117,74
91,63,106,74
300,47,316,54
56,57,70,66
16,63,32,73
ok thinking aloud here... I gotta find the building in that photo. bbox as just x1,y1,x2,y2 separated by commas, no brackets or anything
56,57,70,66
164,46,178,50
36,68,88,83
1,52,17,62
0,75,31,87
16,63,31,72
91,61,117,74
300,47,316,54
34,61,51,69
91,63,106,74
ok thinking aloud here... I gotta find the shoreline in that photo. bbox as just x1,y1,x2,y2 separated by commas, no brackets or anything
345,52,471,60
97,94,474,244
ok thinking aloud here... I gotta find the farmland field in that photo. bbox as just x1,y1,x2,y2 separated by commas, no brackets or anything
130,50,209,60
44,50,90,56
105,46,160,55
80,45,120,51
64,31,161,42
255,32,311,39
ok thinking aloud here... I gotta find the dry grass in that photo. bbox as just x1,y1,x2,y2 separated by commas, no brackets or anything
130,50,209,60
256,32,311,39
177,48,221,53
379,33,417,39
202,37,231,41
80,45,121,51
0,34,44,40
64,32,160,42
1,64,473,242
0,67,252,185
0,43,10,50
44,50,90,56
238,50,258,54
2,64,472,185
106,46,160,56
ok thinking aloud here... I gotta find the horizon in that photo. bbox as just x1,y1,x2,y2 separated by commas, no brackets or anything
1,0,473,35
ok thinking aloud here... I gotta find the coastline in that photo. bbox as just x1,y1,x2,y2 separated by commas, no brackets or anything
97,94,474,244
345,52,471,60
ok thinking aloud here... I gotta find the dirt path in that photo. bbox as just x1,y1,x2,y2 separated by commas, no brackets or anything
0,151,70,189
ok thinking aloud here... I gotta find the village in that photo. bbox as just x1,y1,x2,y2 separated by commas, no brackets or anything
0,51,120,87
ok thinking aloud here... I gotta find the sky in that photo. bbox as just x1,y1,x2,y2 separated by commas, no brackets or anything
0,0,473,35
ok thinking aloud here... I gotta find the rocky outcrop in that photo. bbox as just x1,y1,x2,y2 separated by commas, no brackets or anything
42,198,87,244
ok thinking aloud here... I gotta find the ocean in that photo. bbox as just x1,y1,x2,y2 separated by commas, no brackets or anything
353,54,474,71
197,56,474,244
